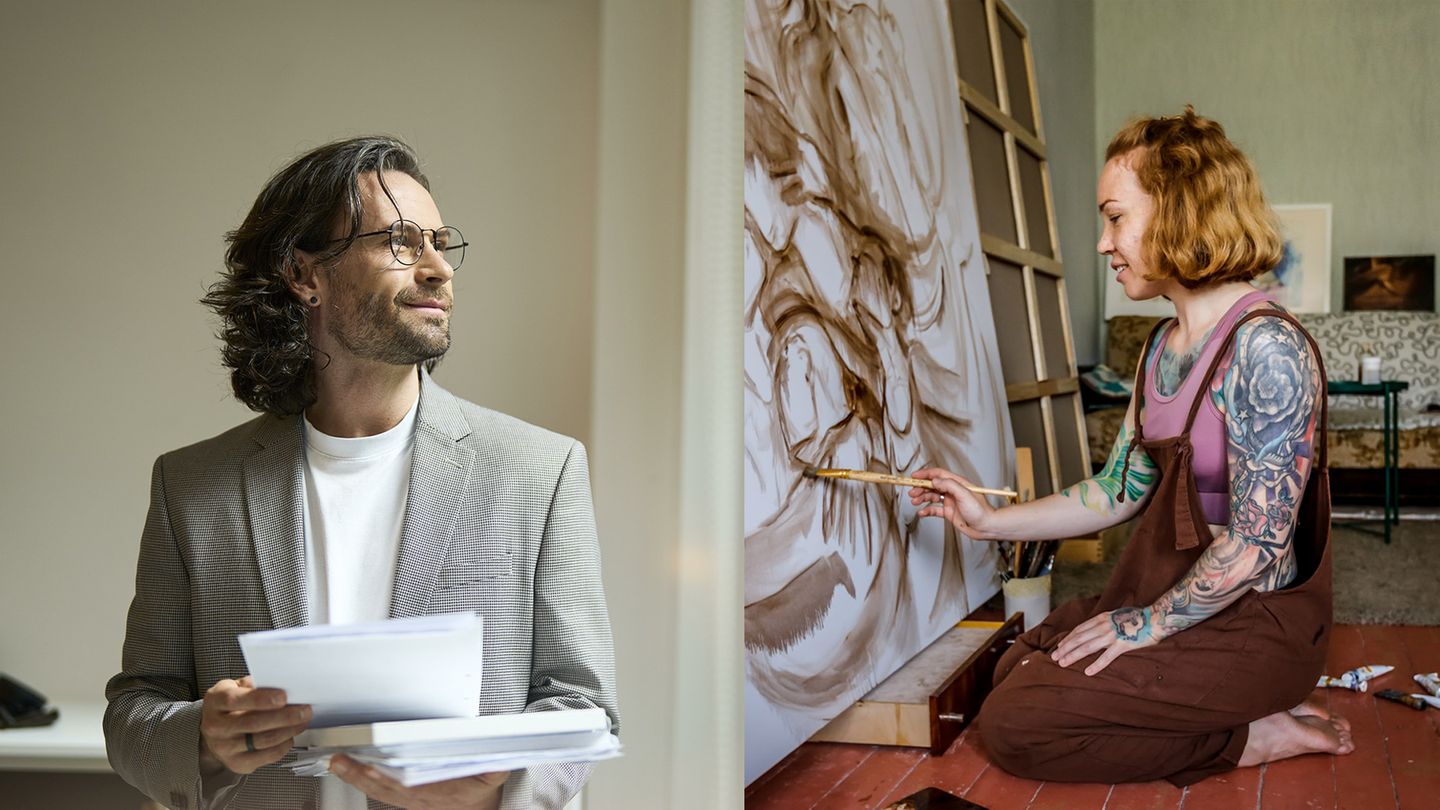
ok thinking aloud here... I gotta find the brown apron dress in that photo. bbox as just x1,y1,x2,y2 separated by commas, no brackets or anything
975,308,1333,786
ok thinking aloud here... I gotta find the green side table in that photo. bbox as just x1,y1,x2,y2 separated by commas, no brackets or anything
1327,380,1409,543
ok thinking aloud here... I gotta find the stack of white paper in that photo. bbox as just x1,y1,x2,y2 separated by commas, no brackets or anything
289,708,622,786
238,613,485,727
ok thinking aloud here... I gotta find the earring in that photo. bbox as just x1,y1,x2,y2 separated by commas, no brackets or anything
309,296,319,305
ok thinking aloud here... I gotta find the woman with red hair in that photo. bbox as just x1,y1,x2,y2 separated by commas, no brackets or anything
913,107,1351,785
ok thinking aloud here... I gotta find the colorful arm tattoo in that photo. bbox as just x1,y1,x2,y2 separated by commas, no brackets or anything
1062,414,1159,517
1148,315,1319,638
1109,606,1155,642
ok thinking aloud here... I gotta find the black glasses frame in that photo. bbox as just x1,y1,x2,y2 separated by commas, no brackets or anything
326,219,468,270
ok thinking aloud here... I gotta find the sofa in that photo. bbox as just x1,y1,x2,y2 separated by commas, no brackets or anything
1084,311,1440,470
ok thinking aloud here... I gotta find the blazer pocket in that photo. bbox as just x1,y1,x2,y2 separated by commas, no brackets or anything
436,554,514,587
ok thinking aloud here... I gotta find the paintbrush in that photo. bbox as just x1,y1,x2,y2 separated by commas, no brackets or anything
803,467,1017,499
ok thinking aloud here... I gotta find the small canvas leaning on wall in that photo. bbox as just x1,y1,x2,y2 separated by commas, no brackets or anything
744,0,1013,784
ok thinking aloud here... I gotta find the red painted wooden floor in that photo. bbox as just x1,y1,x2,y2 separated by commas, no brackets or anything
745,624,1440,809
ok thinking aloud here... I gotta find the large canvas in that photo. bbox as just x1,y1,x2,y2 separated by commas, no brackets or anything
744,0,1012,783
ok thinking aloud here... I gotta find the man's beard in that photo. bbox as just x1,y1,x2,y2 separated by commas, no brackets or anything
328,289,451,366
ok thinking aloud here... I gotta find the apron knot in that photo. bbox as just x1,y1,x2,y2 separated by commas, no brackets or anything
1171,443,1201,550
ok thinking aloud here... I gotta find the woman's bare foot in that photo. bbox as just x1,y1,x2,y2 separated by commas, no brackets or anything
1288,699,1330,721
1238,710,1354,767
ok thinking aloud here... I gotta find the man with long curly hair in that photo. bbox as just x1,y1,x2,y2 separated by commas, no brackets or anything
103,136,618,810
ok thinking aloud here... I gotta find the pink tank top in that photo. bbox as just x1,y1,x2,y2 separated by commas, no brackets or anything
1141,290,1276,525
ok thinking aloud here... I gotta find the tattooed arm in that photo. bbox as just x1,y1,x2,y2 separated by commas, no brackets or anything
1052,314,1320,674
913,365,1160,541
1059,395,1159,524
1144,315,1319,637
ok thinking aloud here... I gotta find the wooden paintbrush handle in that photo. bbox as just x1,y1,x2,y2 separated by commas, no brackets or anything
814,468,1018,498
842,470,935,489
966,484,1019,498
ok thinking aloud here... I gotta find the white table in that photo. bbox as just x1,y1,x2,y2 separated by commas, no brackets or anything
0,703,582,809
0,701,110,772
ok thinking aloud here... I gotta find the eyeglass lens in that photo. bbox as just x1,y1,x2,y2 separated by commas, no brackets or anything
388,220,466,270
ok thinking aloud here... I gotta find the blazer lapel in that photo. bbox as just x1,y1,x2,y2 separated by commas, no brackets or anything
243,414,309,630
389,369,476,619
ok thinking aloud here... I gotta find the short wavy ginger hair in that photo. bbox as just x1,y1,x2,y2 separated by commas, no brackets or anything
201,136,430,417
1105,106,1283,288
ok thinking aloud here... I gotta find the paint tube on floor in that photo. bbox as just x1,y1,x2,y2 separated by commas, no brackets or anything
1375,689,1430,710
1414,672,1440,697
1413,693,1440,709
1315,665,1394,692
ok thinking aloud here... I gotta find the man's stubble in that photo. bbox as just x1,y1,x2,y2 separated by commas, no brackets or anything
324,268,451,367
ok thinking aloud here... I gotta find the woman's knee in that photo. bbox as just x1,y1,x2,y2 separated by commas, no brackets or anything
976,686,1068,776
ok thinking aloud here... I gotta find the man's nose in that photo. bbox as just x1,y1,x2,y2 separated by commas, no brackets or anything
414,242,456,285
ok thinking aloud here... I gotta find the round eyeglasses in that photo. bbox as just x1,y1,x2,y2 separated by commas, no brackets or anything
330,219,468,270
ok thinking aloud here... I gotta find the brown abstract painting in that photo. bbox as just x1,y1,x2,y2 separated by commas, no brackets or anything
744,0,1012,782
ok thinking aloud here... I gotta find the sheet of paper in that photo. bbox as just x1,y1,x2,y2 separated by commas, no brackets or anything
294,706,610,749
289,734,624,786
238,613,484,727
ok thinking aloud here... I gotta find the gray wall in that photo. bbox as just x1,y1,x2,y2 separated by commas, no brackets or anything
1015,0,1440,361
1095,0,1440,316
1007,0,1100,364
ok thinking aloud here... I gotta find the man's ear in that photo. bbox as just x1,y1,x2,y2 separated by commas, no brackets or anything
290,250,323,305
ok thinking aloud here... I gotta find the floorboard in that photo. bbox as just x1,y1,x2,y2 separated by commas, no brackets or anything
1100,780,1184,810
874,731,990,806
1327,625,1402,809
1022,780,1111,810
812,748,928,809
744,624,1431,810
1176,765,1260,808
1365,625,1440,809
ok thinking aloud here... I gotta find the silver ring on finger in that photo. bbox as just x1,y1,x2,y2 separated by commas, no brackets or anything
245,732,256,753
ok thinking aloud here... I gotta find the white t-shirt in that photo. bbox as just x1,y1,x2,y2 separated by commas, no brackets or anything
302,396,418,808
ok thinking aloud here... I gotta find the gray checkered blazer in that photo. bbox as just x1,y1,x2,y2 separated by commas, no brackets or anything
104,370,619,810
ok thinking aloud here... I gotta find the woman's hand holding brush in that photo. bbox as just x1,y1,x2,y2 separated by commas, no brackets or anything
910,468,1003,540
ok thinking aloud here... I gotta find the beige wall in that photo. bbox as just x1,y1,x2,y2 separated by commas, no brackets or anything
0,0,600,706
1095,0,1440,314
587,0,742,804
585,0,689,804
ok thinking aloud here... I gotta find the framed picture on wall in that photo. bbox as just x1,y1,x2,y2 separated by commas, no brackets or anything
1255,203,1332,313
1343,255,1436,311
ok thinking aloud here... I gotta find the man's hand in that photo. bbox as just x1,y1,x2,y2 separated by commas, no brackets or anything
332,755,509,810
1050,606,1161,676
199,676,312,776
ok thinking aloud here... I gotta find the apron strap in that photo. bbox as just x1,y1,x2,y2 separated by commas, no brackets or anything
1182,307,1330,469
1117,317,1175,503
